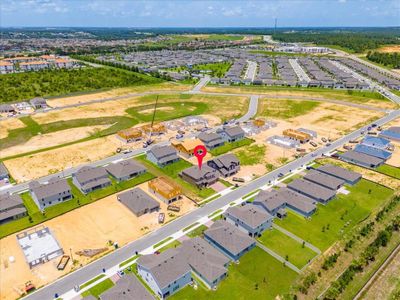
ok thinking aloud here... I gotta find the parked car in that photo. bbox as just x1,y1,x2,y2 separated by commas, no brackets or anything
310,141,318,147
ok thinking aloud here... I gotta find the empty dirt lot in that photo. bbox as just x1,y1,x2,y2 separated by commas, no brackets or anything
0,118,25,139
0,183,196,300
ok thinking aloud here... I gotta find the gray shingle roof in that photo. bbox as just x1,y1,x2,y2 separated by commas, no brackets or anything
303,170,345,190
225,204,273,229
198,132,224,145
0,192,23,210
100,275,154,300
287,179,336,202
178,237,230,284
204,220,255,256
117,188,159,216
223,126,245,137
137,248,191,290
74,166,109,184
209,153,240,170
181,165,219,181
340,150,384,166
148,145,178,160
316,164,361,183
0,162,9,177
106,159,146,179
29,177,70,200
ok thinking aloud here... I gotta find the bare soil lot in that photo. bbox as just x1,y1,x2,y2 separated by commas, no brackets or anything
47,82,192,107
0,118,25,139
0,125,109,159
377,45,400,53
0,184,196,300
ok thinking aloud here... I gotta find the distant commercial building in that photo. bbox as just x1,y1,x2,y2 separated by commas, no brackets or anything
72,166,111,194
29,177,72,210
106,159,146,182
224,204,273,237
117,188,160,217
147,145,180,167
204,220,256,261
207,153,240,178
179,165,220,188
148,177,182,204
0,193,27,224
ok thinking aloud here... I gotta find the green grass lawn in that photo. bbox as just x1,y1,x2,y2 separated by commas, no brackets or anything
171,246,298,300
275,179,394,251
235,144,266,166
80,274,106,289
376,164,400,179
81,278,114,298
258,229,318,269
135,155,215,201
186,225,208,238
209,138,254,156
0,172,155,239
157,240,181,252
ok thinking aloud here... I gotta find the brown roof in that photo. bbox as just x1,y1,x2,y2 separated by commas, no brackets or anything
148,177,181,199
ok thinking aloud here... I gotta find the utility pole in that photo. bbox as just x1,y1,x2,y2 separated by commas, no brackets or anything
274,18,277,35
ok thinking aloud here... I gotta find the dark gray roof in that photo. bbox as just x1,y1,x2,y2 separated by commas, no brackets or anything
29,177,70,199
204,220,255,256
0,162,9,177
223,126,245,137
100,275,154,300
340,150,384,166
117,188,159,215
178,237,230,284
74,166,109,184
209,153,239,170
198,132,224,144
288,179,336,202
225,204,273,229
303,170,345,190
148,145,178,160
137,248,191,290
30,97,47,105
0,193,23,210
181,165,219,181
106,159,146,179
316,164,361,183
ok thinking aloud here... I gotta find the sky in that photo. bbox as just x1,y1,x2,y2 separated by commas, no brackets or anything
1,0,399,28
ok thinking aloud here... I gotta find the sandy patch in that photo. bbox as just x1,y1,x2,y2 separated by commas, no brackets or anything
0,125,109,159
377,45,400,53
386,141,400,167
47,83,192,108
0,183,196,300
0,118,25,139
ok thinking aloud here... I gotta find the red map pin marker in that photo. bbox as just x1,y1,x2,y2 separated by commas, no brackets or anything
194,145,207,170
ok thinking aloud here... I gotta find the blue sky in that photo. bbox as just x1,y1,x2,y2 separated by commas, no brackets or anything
1,0,399,28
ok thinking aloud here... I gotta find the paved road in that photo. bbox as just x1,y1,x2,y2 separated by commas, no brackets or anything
191,75,210,92
23,107,400,300
244,61,257,82
236,95,259,123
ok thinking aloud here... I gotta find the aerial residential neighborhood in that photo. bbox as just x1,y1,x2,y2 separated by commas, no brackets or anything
0,1,400,300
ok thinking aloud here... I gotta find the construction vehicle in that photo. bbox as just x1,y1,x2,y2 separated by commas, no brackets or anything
310,141,318,147
24,281,35,293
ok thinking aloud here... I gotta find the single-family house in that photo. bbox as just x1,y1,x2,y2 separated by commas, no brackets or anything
147,145,180,167
316,164,361,185
303,170,345,190
29,177,72,210
171,138,204,158
283,129,311,144
178,237,230,289
179,165,220,188
197,132,225,150
361,136,391,150
117,128,143,143
354,144,392,160
219,126,245,142
29,97,47,110
379,126,400,142
99,274,154,300
340,150,385,169
0,61,14,74
0,104,15,113
287,179,336,204
72,166,111,194
207,153,240,178
117,188,160,217
148,177,182,204
136,249,192,299
204,220,256,261
106,159,146,182
223,204,273,237
0,193,27,224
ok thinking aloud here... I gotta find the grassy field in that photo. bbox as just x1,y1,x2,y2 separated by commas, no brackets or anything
258,229,318,269
235,144,266,165
0,67,161,103
135,155,215,201
157,240,181,252
0,172,154,238
186,224,208,238
275,179,394,251
81,278,114,298
171,246,298,300
209,138,254,156
191,62,232,78
80,274,106,289
376,164,400,179
257,99,320,119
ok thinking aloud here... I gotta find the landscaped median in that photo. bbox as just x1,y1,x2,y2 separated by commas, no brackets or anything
0,172,155,238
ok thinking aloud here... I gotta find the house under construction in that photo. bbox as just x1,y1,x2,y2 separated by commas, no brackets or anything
148,177,182,204
283,129,311,143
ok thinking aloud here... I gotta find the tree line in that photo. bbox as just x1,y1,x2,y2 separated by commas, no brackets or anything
366,51,400,68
